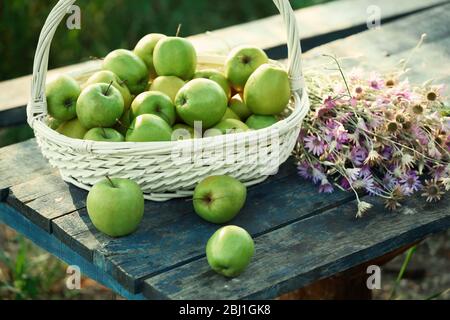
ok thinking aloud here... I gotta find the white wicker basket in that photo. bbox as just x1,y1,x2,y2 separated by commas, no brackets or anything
27,0,310,201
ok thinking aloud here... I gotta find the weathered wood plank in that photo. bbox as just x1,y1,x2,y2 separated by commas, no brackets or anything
303,2,450,100
143,194,450,300
0,203,146,300
1,0,448,121
0,139,53,191
192,0,450,55
6,172,87,232
51,164,355,293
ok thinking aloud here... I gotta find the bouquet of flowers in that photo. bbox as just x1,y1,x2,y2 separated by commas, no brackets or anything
296,54,450,217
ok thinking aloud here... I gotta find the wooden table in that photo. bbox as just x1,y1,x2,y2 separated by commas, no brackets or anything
1,0,449,300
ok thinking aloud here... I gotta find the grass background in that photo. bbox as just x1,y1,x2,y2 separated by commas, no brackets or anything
0,0,331,149
0,0,330,81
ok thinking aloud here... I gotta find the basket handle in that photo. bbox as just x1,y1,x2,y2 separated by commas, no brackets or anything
27,0,305,127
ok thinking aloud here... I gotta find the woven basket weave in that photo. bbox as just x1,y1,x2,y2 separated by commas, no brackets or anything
27,0,310,201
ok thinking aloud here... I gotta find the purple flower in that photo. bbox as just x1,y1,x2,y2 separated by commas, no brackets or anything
340,177,351,190
324,96,337,109
360,164,372,178
298,162,313,180
383,173,396,189
311,164,326,184
411,124,428,145
380,146,393,160
432,165,447,180
369,72,385,90
304,135,326,156
319,181,334,194
400,171,422,196
351,147,368,166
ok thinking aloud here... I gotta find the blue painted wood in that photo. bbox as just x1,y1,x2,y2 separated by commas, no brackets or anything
0,202,145,300
51,163,355,293
144,194,450,300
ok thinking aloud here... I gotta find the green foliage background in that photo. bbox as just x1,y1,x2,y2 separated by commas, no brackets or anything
0,0,330,81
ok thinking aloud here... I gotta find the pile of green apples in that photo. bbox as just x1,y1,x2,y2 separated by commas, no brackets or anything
45,33,292,142
87,174,253,278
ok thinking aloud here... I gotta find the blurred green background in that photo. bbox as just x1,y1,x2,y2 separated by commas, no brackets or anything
0,0,331,148
0,0,330,81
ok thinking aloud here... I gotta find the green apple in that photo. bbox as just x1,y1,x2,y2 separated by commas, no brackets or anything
114,109,132,136
153,37,197,80
229,94,252,121
46,75,81,121
131,91,176,125
47,117,63,130
172,123,196,140
175,79,227,129
103,49,149,95
126,114,173,142
225,46,268,92
85,70,132,109
194,69,231,100
134,33,166,78
84,128,124,142
76,83,124,129
221,108,241,121
193,175,247,224
56,118,88,139
244,64,291,115
246,115,278,130
149,76,185,102
87,177,144,238
206,225,255,277
212,119,249,135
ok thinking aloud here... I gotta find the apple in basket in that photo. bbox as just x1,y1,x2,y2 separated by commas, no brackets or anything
46,74,81,121
126,114,173,142
225,46,268,92
56,118,88,140
153,36,197,80
85,70,133,110
76,82,124,129
193,175,247,224
229,94,253,121
206,225,255,278
205,119,249,137
84,128,125,142
244,64,291,115
221,108,241,121
246,114,278,130
131,91,176,126
172,123,196,140
103,49,149,95
194,69,232,100
175,79,228,129
87,177,145,238
149,76,186,102
134,33,167,79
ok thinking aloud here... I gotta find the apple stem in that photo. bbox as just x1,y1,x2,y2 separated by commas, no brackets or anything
104,81,114,96
105,175,116,188
176,24,182,37
101,127,107,138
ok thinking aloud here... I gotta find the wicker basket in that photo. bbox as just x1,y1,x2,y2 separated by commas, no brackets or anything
27,0,310,201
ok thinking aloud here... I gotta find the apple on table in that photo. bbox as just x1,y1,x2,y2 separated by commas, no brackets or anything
87,177,145,238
